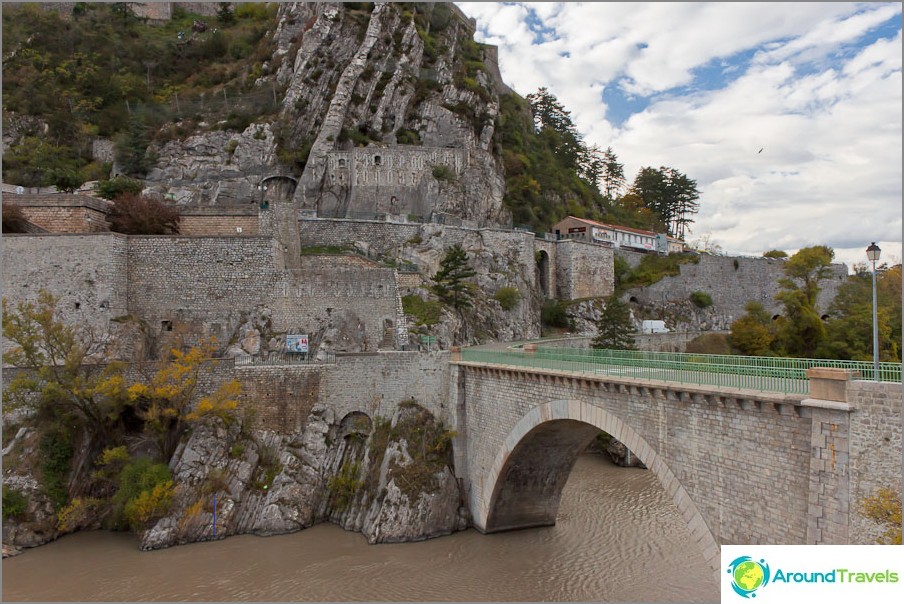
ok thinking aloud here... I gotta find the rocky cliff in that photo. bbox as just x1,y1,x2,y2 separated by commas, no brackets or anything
145,2,510,228
140,401,466,550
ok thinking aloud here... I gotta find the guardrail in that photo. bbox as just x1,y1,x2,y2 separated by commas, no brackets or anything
233,351,336,367
458,347,902,394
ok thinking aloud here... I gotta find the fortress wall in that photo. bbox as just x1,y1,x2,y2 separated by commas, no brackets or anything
7,194,113,233
628,254,849,325
270,256,399,350
319,352,452,425
555,239,615,300
847,380,903,544
2,234,130,340
127,237,397,351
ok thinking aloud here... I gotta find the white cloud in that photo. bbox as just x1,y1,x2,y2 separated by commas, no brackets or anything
456,2,902,271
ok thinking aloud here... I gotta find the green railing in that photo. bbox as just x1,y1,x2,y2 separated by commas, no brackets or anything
458,347,902,395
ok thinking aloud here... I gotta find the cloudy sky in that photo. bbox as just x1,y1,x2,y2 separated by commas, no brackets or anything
456,2,902,271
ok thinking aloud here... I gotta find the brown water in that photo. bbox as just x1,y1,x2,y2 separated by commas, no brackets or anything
1,454,719,602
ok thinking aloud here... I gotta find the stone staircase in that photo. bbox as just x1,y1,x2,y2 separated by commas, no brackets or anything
393,271,409,348
377,271,410,350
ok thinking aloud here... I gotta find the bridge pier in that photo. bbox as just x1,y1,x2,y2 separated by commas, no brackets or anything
801,368,857,544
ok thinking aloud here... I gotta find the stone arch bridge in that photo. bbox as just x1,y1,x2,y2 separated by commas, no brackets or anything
448,349,902,574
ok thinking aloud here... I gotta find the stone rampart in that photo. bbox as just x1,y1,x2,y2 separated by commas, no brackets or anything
179,206,260,236
554,239,614,300
127,237,398,351
847,380,903,544
626,253,848,324
2,234,130,339
7,194,112,233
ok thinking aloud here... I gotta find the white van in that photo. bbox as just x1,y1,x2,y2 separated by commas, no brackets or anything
641,320,669,334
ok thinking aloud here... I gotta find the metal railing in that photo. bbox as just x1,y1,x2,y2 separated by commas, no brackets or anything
233,351,336,367
458,347,902,395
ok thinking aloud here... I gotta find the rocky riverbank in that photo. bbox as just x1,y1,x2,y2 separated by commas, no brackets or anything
3,402,467,555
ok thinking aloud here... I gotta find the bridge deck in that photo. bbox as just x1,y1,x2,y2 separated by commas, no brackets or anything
458,347,902,395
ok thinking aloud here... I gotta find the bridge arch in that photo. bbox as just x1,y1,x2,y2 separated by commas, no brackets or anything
475,399,719,571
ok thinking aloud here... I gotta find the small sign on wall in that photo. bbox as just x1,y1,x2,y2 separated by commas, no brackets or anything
286,334,309,353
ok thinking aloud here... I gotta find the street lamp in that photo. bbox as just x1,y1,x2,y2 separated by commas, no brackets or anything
866,242,881,381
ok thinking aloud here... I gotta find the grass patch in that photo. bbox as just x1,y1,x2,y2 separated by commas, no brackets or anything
618,253,700,290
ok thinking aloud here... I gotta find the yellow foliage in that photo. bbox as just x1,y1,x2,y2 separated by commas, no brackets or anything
861,487,902,545
178,498,206,535
57,497,104,533
124,480,174,529
97,446,130,467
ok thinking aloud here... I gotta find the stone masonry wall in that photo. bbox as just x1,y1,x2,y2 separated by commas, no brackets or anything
179,207,260,236
847,380,903,544
2,234,130,342
319,351,452,425
555,239,614,300
127,238,398,351
235,364,323,434
8,194,112,233
627,254,848,325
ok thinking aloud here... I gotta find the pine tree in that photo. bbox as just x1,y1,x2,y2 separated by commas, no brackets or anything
601,146,626,200
430,244,476,311
591,295,636,350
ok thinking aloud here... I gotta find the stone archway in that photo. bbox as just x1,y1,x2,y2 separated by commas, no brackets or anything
537,250,551,299
474,399,720,573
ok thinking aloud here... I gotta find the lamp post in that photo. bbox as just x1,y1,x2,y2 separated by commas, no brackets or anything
866,242,881,381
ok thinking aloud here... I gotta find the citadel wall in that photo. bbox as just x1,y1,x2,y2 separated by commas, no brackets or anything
2,234,130,340
8,194,112,233
625,252,849,325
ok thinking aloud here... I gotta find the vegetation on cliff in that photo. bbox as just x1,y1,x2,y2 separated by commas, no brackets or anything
2,2,278,185
2,290,242,535
728,247,902,361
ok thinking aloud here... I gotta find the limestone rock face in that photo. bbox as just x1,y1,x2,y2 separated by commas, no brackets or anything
142,3,511,227
139,402,464,551
607,439,646,468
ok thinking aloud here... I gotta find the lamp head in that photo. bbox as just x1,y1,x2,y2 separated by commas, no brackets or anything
866,242,881,263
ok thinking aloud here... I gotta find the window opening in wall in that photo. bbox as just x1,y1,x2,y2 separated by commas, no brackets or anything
162,320,173,332
339,159,346,168
374,156,382,166
74,302,81,310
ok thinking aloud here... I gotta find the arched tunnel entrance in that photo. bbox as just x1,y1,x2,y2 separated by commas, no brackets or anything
536,250,551,299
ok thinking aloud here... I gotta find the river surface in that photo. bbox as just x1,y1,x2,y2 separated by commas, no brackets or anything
2,454,719,602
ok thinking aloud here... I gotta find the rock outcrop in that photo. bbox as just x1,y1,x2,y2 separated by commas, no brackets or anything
143,3,511,227
140,401,465,550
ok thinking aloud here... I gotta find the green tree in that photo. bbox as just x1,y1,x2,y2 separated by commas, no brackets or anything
49,167,87,193
729,302,775,356
818,264,901,361
590,295,636,350
763,249,788,259
217,2,236,26
115,116,151,177
2,291,129,445
630,166,700,238
773,246,834,357
430,244,476,311
600,146,626,200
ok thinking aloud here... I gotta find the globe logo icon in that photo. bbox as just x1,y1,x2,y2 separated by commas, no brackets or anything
727,556,771,598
